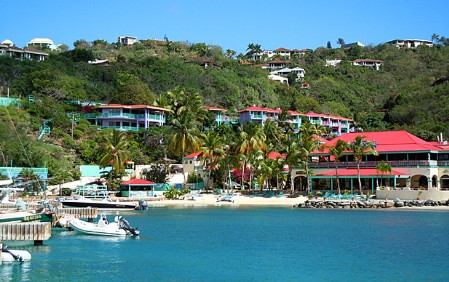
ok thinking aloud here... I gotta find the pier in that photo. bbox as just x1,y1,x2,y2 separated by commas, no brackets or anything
53,207,98,224
0,222,51,245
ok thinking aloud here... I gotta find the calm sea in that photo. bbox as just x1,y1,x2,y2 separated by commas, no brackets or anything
2,207,449,282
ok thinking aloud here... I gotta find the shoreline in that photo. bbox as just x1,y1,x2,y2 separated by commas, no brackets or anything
144,194,449,211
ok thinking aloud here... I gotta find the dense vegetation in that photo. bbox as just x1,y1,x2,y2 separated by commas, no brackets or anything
0,37,448,189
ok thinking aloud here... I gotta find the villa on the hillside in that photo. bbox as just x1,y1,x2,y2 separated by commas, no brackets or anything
27,38,58,50
352,59,383,70
238,106,352,135
386,39,434,49
1,40,49,61
83,104,169,131
290,131,449,200
270,67,305,81
118,36,137,45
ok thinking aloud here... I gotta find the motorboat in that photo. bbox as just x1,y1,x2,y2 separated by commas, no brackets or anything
69,213,140,237
1,245,31,262
60,197,137,210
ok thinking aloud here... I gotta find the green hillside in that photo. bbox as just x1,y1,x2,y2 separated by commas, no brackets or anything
0,38,448,186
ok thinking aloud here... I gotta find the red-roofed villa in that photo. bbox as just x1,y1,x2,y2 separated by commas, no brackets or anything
291,130,449,200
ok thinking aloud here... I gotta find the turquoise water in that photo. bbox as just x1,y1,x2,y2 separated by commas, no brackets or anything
2,207,449,282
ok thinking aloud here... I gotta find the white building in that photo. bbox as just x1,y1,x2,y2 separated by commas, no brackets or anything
387,39,433,49
352,59,383,70
27,38,57,50
118,36,137,46
270,67,305,81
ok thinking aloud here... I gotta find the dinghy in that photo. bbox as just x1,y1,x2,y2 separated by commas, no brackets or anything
1,245,31,262
69,213,139,237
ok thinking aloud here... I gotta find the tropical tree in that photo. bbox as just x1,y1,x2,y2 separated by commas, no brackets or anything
296,122,325,194
236,123,266,187
431,33,440,44
376,160,392,187
225,49,237,59
98,129,131,175
336,38,345,48
200,130,225,177
349,135,378,194
324,139,349,195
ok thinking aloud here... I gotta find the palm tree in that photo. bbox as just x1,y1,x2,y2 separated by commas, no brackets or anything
281,139,300,194
200,131,225,187
376,160,392,188
431,33,440,44
225,49,237,59
349,135,378,195
98,130,131,175
296,122,325,194
324,139,349,195
237,123,266,187
336,38,345,48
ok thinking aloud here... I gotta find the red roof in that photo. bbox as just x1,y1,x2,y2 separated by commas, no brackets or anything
267,152,285,160
321,131,443,153
120,179,156,185
204,106,227,112
238,106,282,113
315,168,407,177
184,152,202,159
274,47,290,52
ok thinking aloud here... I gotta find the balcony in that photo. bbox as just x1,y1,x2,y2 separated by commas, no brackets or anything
100,125,140,131
250,114,264,119
309,160,431,169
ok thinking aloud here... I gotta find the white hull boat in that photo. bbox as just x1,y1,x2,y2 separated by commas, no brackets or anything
1,246,31,262
69,214,139,237
61,197,137,210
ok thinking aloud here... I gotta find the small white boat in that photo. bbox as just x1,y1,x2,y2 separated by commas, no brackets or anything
69,214,139,237
216,195,234,203
1,245,31,262
61,197,137,210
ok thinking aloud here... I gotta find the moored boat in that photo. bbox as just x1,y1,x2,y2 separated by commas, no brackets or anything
60,197,137,210
69,213,139,237
0,210,53,223
1,245,31,262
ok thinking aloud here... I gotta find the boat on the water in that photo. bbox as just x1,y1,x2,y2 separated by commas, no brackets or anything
0,210,52,223
1,245,31,262
60,197,137,209
69,213,140,237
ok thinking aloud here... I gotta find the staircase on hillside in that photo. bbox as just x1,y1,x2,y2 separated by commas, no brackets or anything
37,119,52,141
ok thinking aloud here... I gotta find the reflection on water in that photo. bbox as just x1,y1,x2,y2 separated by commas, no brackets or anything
1,262,31,282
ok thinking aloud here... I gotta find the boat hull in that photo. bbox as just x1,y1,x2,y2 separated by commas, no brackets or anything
61,200,136,209
0,211,52,223
1,250,32,262
69,219,128,237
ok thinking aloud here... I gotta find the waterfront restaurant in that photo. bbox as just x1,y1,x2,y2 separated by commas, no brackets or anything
291,130,449,200
119,179,158,198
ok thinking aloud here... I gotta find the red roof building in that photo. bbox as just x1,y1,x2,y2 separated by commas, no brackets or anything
290,130,449,199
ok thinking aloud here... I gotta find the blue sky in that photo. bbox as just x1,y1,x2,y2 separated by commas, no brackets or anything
2,0,448,54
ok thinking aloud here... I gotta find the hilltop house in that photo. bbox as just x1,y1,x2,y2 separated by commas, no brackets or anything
118,36,137,45
386,39,433,49
1,40,48,61
352,59,383,70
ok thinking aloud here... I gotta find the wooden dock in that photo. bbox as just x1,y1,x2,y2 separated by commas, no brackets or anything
0,222,51,245
53,207,98,223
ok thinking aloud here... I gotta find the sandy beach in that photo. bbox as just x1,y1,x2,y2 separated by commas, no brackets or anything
144,194,449,210
147,193,305,207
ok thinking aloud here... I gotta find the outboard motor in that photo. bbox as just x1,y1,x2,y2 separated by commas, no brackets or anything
136,199,148,210
2,245,24,262
118,216,140,236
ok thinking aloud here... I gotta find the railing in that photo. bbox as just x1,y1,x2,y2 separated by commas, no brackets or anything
309,160,431,169
250,114,264,119
100,125,140,131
